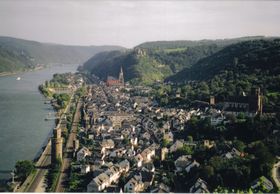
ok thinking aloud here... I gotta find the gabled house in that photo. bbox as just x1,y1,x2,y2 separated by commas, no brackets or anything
185,160,200,173
135,154,144,168
250,176,274,192
76,147,91,162
189,178,209,193
174,155,192,172
124,175,144,193
170,140,184,153
141,147,156,162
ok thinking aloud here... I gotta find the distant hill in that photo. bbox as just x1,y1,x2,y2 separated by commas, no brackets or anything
0,36,124,73
136,36,267,50
81,36,275,85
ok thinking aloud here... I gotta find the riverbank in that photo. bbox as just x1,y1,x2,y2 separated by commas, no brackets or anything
0,64,80,188
0,65,47,77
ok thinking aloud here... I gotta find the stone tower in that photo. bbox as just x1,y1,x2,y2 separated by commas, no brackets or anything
119,66,124,86
249,87,263,115
161,147,169,161
210,96,215,105
51,127,63,164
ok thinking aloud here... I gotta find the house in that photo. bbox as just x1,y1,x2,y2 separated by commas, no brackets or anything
87,173,110,192
210,114,225,126
223,147,243,159
142,162,155,172
174,155,192,172
151,183,171,193
117,159,130,173
124,175,144,193
109,148,127,158
170,140,184,153
141,171,155,189
250,176,274,192
80,164,91,174
189,178,210,193
163,131,174,142
161,147,169,161
185,160,200,173
76,147,91,162
135,154,144,167
100,139,115,153
203,140,215,149
141,147,156,162
87,160,130,192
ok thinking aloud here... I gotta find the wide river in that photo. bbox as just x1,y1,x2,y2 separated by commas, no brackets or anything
0,64,79,180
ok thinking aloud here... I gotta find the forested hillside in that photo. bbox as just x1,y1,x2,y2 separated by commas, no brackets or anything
166,39,280,111
81,43,225,84
0,36,124,73
136,36,266,49
81,36,274,85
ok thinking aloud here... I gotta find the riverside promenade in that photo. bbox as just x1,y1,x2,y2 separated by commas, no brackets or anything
16,92,75,192
55,100,82,192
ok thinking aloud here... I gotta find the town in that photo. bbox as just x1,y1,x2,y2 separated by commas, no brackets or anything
9,66,280,193
47,67,279,193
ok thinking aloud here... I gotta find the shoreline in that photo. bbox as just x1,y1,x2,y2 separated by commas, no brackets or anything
0,65,47,77
0,63,79,78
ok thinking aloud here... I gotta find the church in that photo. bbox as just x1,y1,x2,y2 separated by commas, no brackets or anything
211,87,263,117
106,66,125,87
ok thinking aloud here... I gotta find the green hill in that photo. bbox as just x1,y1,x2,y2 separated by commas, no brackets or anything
0,36,124,73
81,45,221,85
166,39,280,82
166,39,280,111
136,36,267,50
81,36,274,85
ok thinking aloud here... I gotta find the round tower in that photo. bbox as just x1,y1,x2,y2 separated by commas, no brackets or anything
51,127,63,164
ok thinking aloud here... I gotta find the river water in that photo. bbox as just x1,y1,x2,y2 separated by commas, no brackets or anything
0,64,79,180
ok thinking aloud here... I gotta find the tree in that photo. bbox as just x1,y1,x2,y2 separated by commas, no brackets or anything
187,135,193,142
162,138,170,147
15,160,35,181
200,165,214,180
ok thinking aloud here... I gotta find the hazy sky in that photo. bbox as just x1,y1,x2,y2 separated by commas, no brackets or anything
0,0,280,48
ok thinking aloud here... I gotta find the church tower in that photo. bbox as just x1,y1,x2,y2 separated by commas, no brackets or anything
119,66,124,86
51,127,63,164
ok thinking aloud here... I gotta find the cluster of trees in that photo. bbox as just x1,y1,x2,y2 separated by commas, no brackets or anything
173,114,280,191
153,112,280,192
50,73,72,86
53,93,70,109
46,158,61,192
67,166,92,192
15,160,35,182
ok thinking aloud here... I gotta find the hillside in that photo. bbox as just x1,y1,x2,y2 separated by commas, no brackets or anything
166,39,280,82
81,36,275,85
81,43,226,84
0,36,124,73
136,36,267,50
166,39,280,111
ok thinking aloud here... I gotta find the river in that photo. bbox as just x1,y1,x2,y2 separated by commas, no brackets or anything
0,64,79,180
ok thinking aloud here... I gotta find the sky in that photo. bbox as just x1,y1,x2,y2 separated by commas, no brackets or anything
0,0,280,48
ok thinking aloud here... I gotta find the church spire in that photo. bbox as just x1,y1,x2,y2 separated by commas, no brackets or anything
119,65,124,85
